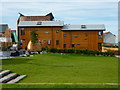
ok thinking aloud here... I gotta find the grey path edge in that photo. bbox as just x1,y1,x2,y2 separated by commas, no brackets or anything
5,83,120,85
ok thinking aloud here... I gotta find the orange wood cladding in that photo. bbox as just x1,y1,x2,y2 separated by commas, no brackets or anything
19,26,103,51
0,26,11,38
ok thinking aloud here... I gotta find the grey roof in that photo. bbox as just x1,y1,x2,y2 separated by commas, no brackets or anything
0,24,8,33
62,24,105,31
18,21,64,27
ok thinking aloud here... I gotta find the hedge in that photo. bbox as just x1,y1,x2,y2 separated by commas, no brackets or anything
47,48,115,57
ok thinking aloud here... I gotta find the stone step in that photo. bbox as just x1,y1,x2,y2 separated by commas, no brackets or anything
7,75,26,83
0,73,18,83
0,70,11,78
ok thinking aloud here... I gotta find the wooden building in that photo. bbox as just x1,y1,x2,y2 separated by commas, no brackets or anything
17,14,105,51
0,24,11,42
0,24,12,49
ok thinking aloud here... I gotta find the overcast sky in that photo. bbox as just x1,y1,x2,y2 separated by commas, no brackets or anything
0,0,119,42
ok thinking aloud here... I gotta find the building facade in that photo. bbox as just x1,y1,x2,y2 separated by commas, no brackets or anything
0,24,11,42
103,32,116,46
17,13,105,51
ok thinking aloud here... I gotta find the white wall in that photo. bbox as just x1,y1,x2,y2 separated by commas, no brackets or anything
104,33,116,44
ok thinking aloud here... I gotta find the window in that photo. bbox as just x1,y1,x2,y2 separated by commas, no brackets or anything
43,40,46,42
81,25,86,28
56,30,59,33
22,39,26,42
74,36,78,38
21,28,25,35
63,34,67,37
45,32,49,34
98,31,103,39
72,44,75,48
36,34,38,36
48,40,50,44
37,22,42,25
98,43,102,51
63,44,66,48
56,40,59,45
98,31,102,36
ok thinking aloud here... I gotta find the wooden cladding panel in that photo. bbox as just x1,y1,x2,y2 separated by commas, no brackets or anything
19,27,103,51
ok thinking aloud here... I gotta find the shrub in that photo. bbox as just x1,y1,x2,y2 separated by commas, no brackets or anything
107,51,115,57
47,48,115,57
58,49,64,53
64,49,69,53
42,48,46,51
68,49,75,53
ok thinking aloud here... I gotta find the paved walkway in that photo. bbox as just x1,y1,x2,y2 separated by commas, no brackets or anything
115,55,120,58
0,57,12,60
6,83,120,85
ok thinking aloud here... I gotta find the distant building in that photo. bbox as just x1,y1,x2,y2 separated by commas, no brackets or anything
0,24,12,42
103,32,116,46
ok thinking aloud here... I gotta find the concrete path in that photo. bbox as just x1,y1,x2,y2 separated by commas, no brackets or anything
6,83,120,85
0,57,12,60
115,55,120,58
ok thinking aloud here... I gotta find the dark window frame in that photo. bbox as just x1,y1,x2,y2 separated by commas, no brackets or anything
63,34,67,37
48,40,51,45
37,22,42,25
81,25,86,28
72,44,75,48
21,28,25,35
56,40,59,45
63,44,66,48
56,30,59,33
98,31,103,39
74,36,78,38
98,43,102,51
22,39,26,42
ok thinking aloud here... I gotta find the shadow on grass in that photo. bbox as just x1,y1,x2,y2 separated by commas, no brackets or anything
2,58,34,65
28,62,74,67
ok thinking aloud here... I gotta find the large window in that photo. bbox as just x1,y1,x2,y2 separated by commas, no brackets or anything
72,44,75,48
98,31,103,39
22,39,26,42
48,40,51,45
63,34,67,37
56,40,59,45
21,28,25,35
56,30,59,33
98,43,102,51
63,44,66,48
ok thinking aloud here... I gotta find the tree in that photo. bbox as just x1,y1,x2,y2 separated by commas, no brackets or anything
30,31,38,44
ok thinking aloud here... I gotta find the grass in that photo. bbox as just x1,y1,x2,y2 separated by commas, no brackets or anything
2,53,118,88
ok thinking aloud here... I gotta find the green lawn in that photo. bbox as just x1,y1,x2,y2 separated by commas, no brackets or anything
2,53,118,84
